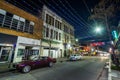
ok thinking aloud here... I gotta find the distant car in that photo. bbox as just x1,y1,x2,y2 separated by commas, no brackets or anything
13,56,56,73
69,54,82,61
100,53,109,57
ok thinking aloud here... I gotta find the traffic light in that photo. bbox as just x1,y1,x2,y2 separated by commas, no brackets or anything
112,30,118,39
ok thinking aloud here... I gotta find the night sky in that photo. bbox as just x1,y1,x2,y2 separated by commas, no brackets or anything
5,0,120,43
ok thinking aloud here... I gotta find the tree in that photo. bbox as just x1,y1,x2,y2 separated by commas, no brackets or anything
90,0,120,67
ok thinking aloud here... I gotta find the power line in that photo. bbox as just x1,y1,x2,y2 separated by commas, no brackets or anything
82,0,96,23
57,0,90,27
50,0,91,33
64,0,91,26
39,0,93,37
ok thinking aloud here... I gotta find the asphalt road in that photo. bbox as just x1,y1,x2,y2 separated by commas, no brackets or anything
0,56,108,80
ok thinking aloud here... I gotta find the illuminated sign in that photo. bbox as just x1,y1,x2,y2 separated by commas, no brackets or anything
90,42,105,46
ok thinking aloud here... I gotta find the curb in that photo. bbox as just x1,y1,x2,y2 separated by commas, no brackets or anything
108,58,112,80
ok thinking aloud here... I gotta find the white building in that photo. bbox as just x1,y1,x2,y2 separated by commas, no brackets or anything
41,5,64,58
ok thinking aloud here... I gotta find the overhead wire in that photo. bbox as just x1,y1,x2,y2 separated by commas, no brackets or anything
57,0,93,35
81,0,96,23
6,0,94,38
50,0,91,34
51,0,86,27
39,0,80,28
62,0,94,36
57,0,90,27
64,0,90,25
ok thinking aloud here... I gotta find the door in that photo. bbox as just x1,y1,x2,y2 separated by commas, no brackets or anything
0,47,12,72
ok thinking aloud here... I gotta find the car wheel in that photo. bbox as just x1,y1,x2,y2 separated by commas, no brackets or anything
22,65,31,73
49,62,53,67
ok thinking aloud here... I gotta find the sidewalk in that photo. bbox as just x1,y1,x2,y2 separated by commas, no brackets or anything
108,60,120,80
111,70,120,80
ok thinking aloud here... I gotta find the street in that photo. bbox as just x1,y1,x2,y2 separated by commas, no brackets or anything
0,57,108,80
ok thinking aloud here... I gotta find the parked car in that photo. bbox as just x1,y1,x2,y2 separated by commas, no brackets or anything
13,56,56,73
69,54,82,61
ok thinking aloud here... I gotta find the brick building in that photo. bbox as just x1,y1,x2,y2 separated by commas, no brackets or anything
0,0,43,71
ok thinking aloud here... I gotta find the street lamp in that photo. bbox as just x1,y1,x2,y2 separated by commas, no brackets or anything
95,26,102,33
75,39,78,42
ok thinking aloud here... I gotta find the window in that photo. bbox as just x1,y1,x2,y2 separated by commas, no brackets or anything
55,20,58,28
59,23,62,30
11,19,19,30
49,51,53,58
59,33,61,41
17,49,24,56
18,17,25,31
54,31,56,39
0,9,34,34
3,12,13,28
50,29,53,39
51,17,54,26
43,26,46,37
24,20,30,32
46,14,54,26
0,14,4,26
46,27,49,38
56,32,58,40
0,9,6,26
55,20,61,29
0,49,10,61
46,14,49,24
11,15,19,30
29,21,34,34
49,16,52,25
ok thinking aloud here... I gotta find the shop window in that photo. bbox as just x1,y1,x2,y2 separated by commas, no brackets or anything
17,49,24,56
3,12,13,28
49,51,53,58
30,50,39,55
0,50,10,61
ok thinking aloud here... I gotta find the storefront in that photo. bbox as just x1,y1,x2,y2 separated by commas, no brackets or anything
13,36,41,63
41,40,63,58
0,33,17,72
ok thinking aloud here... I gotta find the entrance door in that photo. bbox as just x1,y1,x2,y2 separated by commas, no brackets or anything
0,47,12,72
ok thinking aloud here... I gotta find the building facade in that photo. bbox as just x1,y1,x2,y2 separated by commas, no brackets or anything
0,0,43,67
41,6,75,58
62,20,75,57
41,6,64,58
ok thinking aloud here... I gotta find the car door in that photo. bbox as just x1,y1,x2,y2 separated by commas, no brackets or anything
33,57,46,68
40,57,48,66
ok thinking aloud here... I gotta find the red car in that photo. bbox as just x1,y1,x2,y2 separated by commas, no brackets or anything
13,56,56,73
